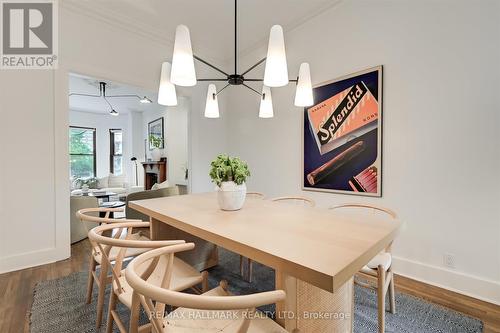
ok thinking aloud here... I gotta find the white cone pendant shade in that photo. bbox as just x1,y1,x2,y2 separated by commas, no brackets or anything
259,86,273,118
204,84,219,118
294,63,313,107
158,62,178,106
171,25,197,87
264,25,288,87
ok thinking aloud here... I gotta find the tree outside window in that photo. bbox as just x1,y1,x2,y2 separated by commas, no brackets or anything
69,127,96,178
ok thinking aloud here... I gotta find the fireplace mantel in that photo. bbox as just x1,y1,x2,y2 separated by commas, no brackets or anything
141,158,167,190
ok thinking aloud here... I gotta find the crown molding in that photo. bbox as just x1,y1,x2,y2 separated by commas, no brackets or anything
60,1,226,65
60,1,172,48
61,0,344,69
236,0,344,62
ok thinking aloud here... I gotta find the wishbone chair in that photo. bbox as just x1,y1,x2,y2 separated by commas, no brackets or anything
329,203,397,333
125,243,288,333
88,222,208,333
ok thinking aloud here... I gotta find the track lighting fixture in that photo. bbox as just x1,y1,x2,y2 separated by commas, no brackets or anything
69,81,153,115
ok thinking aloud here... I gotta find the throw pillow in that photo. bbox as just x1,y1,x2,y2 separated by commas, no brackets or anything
86,177,99,189
73,177,98,189
108,173,126,188
71,177,80,189
151,180,170,190
97,176,109,189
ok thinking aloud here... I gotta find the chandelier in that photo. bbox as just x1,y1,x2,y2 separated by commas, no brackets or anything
69,81,152,116
157,0,314,118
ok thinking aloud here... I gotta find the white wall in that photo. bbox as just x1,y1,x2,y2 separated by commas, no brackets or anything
165,99,189,186
0,5,228,273
129,111,144,187
69,110,131,180
0,71,57,269
140,96,189,187
227,0,500,304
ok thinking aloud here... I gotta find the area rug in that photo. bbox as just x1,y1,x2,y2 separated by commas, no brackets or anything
30,248,483,333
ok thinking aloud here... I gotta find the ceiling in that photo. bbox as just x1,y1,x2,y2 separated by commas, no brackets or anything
62,0,342,63
69,73,163,115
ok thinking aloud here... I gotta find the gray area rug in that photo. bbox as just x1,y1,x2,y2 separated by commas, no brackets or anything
30,248,483,333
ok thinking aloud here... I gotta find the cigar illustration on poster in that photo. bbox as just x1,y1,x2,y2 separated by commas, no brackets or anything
302,66,382,196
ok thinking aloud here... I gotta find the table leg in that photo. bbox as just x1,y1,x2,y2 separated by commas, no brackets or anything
275,270,353,332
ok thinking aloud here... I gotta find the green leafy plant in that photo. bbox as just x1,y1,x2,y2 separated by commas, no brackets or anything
75,177,98,189
149,135,163,149
209,154,250,187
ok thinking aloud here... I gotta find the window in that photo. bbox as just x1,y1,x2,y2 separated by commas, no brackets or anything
69,126,96,178
110,129,123,175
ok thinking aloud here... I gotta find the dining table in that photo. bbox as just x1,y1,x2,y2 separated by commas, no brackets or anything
129,192,401,332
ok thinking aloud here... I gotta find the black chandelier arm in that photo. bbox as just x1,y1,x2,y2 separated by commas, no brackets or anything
241,57,266,76
197,78,229,82
193,55,229,77
242,78,298,83
242,83,262,97
234,0,237,74
215,83,231,97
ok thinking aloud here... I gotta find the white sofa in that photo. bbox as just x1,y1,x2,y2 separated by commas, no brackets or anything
70,174,143,197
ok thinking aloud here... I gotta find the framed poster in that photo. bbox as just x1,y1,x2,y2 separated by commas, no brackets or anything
302,66,382,196
148,117,164,150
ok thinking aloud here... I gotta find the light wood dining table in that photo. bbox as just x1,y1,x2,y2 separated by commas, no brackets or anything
129,192,401,332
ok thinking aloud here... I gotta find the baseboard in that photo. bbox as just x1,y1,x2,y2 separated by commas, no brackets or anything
392,255,500,306
0,247,70,274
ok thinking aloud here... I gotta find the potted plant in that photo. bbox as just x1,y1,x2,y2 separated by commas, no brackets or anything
149,135,163,161
75,177,98,195
209,154,250,211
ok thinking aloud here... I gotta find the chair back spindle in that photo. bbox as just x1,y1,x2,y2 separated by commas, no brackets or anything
271,196,316,207
125,244,287,333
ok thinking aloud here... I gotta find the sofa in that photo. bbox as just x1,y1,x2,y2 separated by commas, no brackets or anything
70,173,143,197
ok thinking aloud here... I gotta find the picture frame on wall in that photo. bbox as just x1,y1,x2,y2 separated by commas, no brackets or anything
302,65,383,196
148,117,164,150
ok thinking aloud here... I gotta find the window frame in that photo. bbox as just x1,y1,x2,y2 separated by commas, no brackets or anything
109,128,123,174
69,126,97,178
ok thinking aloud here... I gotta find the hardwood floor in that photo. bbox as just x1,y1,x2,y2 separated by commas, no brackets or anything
0,240,498,333
0,240,91,333
394,275,500,333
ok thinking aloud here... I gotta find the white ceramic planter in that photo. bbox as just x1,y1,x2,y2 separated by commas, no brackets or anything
151,148,162,161
217,181,247,211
